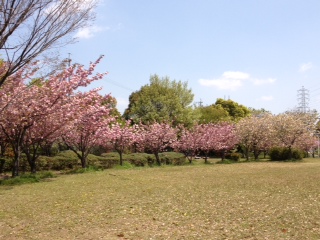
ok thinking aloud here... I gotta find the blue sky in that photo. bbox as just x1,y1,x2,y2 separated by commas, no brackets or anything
60,0,320,114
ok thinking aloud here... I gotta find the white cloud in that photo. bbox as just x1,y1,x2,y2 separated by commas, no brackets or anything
258,96,274,101
199,71,275,91
74,25,108,39
299,62,313,73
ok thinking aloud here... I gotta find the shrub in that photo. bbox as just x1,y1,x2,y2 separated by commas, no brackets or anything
269,147,303,161
159,152,186,165
269,147,282,161
51,150,79,170
292,149,304,160
88,153,119,169
125,153,148,166
225,153,241,162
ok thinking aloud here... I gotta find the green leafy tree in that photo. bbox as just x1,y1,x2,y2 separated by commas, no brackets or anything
196,105,231,124
214,98,251,121
102,96,121,119
123,74,195,126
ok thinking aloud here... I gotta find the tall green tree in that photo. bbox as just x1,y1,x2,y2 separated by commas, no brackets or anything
196,105,231,124
214,98,251,121
123,74,195,126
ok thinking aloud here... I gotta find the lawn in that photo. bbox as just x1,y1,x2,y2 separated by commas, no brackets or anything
1,159,320,239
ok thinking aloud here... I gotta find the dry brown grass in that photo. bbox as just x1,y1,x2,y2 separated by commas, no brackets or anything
1,159,320,239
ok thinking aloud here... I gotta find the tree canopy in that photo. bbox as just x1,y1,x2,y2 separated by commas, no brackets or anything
123,74,195,126
196,104,231,124
214,98,251,121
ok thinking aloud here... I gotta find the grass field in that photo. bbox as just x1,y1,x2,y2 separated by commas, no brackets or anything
1,158,320,239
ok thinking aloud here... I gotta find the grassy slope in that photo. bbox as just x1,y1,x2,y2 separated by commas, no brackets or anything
1,159,320,239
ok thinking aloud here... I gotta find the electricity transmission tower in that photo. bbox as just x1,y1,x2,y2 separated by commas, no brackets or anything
297,86,310,113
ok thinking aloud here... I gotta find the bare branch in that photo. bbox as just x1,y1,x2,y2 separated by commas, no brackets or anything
0,0,98,86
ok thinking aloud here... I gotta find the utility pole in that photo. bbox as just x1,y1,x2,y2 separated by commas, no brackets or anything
196,99,203,107
297,86,309,113
68,53,71,67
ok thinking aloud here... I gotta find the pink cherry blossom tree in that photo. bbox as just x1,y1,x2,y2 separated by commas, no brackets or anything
174,125,202,163
139,122,177,166
271,112,317,159
62,93,114,169
197,123,238,162
236,114,274,160
107,120,138,166
210,123,238,161
294,133,318,157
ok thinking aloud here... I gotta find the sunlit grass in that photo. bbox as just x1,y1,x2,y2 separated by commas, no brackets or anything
1,158,320,239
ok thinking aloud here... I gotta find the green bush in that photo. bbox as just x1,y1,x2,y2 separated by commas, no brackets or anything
269,147,282,161
269,147,303,161
88,153,119,169
51,150,79,170
159,152,186,165
125,153,149,166
225,153,241,162
292,149,304,160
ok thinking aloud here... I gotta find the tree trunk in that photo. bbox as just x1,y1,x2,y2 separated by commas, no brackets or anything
81,156,87,168
204,152,208,164
29,160,36,174
221,151,226,161
253,149,260,161
243,147,249,161
155,152,161,166
12,145,21,177
185,151,193,164
24,144,40,174
119,151,123,166
288,146,293,160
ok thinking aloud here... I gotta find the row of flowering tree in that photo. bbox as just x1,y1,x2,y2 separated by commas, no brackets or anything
235,112,318,160
107,122,238,166
0,58,319,177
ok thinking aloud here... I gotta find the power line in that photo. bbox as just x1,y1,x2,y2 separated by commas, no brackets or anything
105,78,135,92
309,87,320,93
